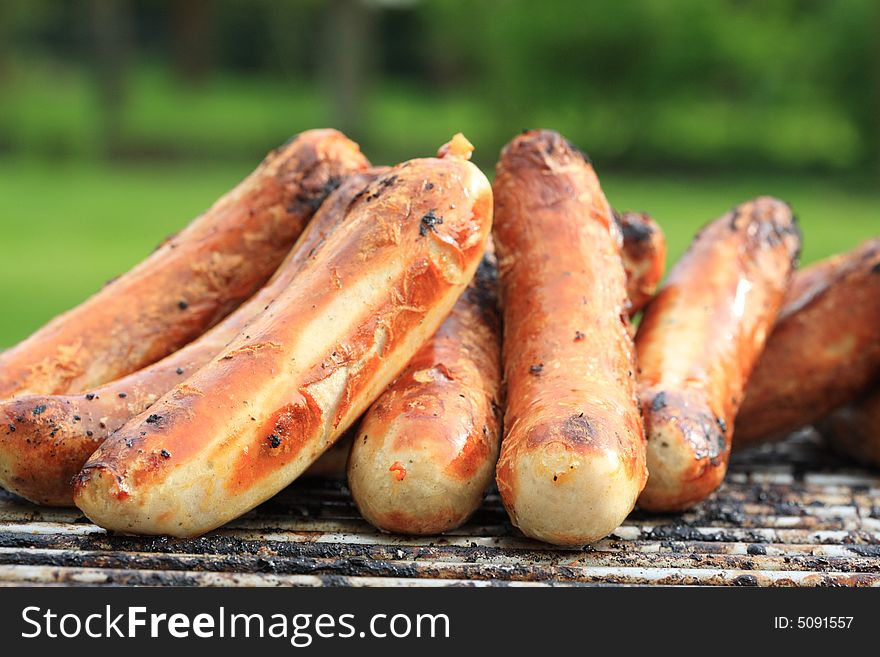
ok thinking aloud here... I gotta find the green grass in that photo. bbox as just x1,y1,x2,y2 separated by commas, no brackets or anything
0,157,877,348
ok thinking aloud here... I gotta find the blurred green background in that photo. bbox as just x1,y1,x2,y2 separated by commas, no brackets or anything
0,0,878,348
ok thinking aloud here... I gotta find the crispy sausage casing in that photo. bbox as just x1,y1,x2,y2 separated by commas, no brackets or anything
636,197,800,512
493,130,646,546
0,130,368,399
73,137,492,537
348,252,502,535
0,169,383,506
818,384,880,467
735,238,880,445
616,211,666,315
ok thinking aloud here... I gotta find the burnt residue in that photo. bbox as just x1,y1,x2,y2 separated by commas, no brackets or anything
574,331,585,342
651,392,667,412
178,300,189,311
617,213,654,244
563,413,597,444
354,173,399,205
268,434,282,449
846,544,880,557
529,363,544,375
2,428,878,587
464,254,501,327
728,206,742,231
419,209,444,237
145,414,162,425
32,405,47,416
294,175,343,212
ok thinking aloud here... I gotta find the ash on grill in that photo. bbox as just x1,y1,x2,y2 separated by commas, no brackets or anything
1,429,878,587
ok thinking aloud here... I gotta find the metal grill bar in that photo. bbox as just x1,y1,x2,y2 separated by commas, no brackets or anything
0,429,878,586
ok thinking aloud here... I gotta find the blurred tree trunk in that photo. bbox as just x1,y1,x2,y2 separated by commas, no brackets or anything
321,0,374,139
170,0,212,85
91,0,132,158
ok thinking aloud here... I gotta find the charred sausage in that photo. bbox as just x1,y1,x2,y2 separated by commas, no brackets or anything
616,210,666,315
348,251,502,534
0,130,369,399
636,197,800,512
492,130,646,546
0,169,384,505
73,135,492,537
735,238,880,445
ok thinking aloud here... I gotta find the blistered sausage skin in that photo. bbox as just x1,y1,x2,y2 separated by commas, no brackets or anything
0,130,369,399
0,170,384,506
735,238,880,446
818,384,880,467
348,251,502,535
493,130,646,546
616,211,666,315
636,197,801,512
73,135,492,537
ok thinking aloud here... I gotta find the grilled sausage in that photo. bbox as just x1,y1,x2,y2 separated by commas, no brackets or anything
333,217,659,526
636,197,800,512
735,238,880,445
616,210,666,314
0,130,369,399
492,130,646,546
73,135,492,537
348,251,501,534
0,169,384,506
818,384,880,467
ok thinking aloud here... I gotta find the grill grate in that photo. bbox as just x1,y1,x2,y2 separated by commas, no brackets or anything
1,429,878,586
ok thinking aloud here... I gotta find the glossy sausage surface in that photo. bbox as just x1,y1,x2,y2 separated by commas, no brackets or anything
636,197,800,512
0,130,369,399
0,169,383,505
493,130,646,546
348,251,502,534
735,238,880,445
73,136,492,537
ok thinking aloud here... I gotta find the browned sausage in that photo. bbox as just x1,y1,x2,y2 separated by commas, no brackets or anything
341,211,661,534
0,130,369,399
818,384,880,467
348,251,501,534
616,210,666,314
636,197,800,512
332,219,660,524
492,130,646,546
0,169,384,505
73,135,492,537
735,238,880,445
